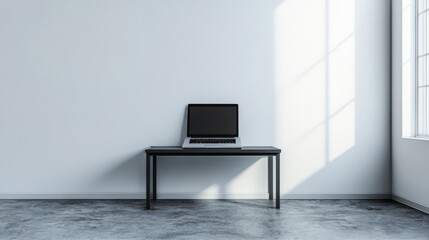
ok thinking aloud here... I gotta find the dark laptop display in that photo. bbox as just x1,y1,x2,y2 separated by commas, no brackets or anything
183,104,241,148
187,104,238,137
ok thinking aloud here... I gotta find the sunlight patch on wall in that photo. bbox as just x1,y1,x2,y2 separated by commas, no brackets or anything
274,0,327,192
327,0,355,161
274,0,326,144
274,0,355,191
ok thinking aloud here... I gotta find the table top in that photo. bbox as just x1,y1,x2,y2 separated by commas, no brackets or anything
145,146,281,156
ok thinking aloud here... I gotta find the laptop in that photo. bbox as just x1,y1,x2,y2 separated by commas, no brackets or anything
182,104,242,148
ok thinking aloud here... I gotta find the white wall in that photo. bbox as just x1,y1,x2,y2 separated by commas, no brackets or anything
392,0,429,209
0,0,391,199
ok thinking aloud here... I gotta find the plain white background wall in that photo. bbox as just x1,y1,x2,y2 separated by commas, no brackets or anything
0,0,391,198
392,0,429,208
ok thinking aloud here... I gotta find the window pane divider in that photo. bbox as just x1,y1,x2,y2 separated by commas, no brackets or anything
416,0,421,136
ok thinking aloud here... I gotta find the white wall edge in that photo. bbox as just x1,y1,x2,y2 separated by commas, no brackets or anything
281,194,391,200
0,193,391,200
0,193,269,200
392,194,429,214
0,193,147,199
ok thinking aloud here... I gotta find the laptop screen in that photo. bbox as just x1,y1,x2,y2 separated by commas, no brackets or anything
187,104,238,137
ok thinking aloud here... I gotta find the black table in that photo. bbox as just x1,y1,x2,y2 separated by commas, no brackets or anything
145,146,281,209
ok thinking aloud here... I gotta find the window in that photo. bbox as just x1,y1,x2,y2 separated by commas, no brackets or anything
416,0,429,136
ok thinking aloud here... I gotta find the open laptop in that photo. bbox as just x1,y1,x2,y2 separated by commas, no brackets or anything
182,104,242,148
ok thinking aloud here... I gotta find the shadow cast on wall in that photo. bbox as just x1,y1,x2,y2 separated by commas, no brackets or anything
89,151,146,194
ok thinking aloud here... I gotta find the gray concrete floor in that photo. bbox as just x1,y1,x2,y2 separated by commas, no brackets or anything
1,199,428,240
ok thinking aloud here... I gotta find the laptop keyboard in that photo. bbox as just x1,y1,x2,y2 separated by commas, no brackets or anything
190,138,236,144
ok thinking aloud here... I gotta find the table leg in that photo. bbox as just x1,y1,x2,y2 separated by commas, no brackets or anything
146,153,151,210
276,153,280,209
153,155,157,201
268,156,273,200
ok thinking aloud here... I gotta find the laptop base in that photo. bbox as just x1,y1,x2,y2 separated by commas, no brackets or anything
182,137,242,148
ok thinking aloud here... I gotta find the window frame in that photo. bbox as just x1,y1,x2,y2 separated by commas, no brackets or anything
415,0,429,138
